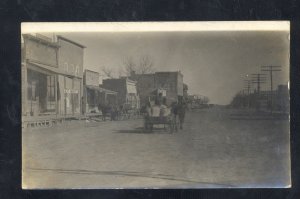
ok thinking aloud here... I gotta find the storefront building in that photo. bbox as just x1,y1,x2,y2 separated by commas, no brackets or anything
56,36,85,118
22,34,60,120
102,78,140,110
83,69,117,115
22,34,85,126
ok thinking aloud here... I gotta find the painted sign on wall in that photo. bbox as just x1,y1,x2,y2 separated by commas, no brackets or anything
58,37,84,78
84,70,99,86
24,36,57,66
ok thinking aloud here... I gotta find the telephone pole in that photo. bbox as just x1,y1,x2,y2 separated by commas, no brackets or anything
244,79,251,108
251,73,267,110
261,66,282,113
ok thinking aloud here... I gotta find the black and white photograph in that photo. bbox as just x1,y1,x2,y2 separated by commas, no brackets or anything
21,22,290,189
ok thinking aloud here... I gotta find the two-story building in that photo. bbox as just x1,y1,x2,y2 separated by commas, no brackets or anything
130,71,184,106
22,34,85,126
22,34,60,121
56,35,85,118
154,71,183,103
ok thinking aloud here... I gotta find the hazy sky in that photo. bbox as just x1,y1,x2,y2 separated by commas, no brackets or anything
51,31,289,105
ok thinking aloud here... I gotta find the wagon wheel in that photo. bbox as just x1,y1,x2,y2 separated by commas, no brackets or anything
163,123,170,132
173,117,178,132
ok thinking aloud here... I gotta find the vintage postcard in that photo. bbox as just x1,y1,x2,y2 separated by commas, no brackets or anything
21,22,290,188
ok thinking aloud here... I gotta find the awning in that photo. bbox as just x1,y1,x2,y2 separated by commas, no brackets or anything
27,60,82,78
86,85,117,95
28,61,68,76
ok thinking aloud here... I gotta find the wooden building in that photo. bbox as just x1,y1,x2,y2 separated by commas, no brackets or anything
83,69,117,115
22,34,85,127
102,77,140,110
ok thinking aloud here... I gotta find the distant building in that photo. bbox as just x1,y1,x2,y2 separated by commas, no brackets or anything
102,78,140,109
155,72,184,101
183,83,188,100
188,94,209,106
257,84,289,112
130,71,184,106
131,73,156,106
276,84,289,112
237,84,289,112
83,69,117,115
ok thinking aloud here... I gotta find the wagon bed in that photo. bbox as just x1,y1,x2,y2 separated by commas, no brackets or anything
144,115,178,133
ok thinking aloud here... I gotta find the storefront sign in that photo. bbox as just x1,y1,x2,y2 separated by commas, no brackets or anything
63,62,80,77
64,89,79,94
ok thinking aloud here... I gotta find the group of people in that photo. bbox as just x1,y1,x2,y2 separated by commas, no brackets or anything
143,96,187,130
98,103,120,121
97,95,187,130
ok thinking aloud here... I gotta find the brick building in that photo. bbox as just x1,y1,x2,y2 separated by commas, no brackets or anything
131,71,184,106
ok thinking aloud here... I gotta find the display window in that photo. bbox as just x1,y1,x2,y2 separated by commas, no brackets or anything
27,69,56,116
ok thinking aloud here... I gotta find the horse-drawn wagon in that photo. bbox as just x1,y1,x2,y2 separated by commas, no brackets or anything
144,114,178,133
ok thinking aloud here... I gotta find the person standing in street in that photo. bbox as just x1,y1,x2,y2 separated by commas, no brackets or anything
160,98,171,117
171,101,178,131
99,103,107,121
177,97,187,130
151,99,161,117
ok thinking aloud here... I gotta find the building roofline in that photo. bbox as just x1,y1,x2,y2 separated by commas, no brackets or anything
133,73,155,76
126,77,137,83
57,35,86,48
103,77,137,84
86,85,118,94
103,78,121,81
84,69,99,74
22,34,60,48
155,71,183,75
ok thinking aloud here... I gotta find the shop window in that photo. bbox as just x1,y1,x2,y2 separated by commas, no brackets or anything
46,75,56,111
87,89,96,105
27,81,37,101
27,69,57,114
72,93,80,114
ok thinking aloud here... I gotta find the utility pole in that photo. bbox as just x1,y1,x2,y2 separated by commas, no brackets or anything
261,66,282,114
244,79,251,108
251,73,267,111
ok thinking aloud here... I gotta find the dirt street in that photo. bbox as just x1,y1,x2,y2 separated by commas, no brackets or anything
22,107,290,188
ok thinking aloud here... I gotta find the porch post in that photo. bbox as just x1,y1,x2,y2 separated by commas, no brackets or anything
22,61,28,118
55,74,58,119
